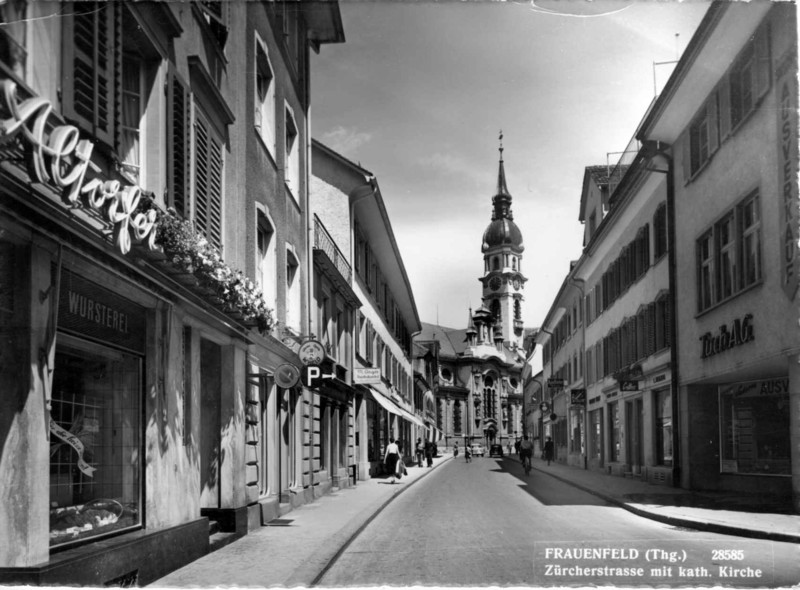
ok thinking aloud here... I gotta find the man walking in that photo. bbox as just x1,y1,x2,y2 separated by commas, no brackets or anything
415,438,425,467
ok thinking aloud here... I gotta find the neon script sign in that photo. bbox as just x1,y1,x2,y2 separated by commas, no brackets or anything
0,80,158,255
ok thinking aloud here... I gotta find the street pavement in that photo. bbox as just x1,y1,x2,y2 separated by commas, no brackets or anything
150,451,800,588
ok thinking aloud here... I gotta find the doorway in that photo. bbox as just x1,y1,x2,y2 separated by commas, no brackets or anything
626,398,644,475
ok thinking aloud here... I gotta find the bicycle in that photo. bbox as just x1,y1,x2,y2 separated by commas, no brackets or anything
521,452,532,475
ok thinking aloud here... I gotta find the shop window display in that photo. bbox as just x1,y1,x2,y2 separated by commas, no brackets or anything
49,338,141,547
719,380,790,475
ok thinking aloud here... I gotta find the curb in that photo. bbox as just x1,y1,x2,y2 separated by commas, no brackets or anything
308,456,452,586
519,458,800,545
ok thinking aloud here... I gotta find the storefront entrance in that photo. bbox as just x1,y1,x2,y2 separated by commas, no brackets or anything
626,398,644,475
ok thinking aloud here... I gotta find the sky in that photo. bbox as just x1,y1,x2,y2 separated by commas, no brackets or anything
310,0,710,357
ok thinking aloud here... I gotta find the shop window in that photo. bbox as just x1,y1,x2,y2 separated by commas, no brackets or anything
719,380,790,475
654,389,672,466
339,407,348,468
608,401,620,462
320,402,329,472
589,409,601,459
258,375,273,497
49,338,141,547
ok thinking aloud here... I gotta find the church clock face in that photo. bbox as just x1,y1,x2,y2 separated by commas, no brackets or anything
489,276,502,291
512,278,521,290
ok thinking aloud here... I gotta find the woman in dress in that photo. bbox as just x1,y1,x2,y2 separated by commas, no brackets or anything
384,438,400,484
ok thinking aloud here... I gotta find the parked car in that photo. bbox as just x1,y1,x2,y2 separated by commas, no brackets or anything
470,443,485,457
489,444,504,457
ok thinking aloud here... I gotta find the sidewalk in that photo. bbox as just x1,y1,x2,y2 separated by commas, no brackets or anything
521,455,800,544
150,452,799,588
150,455,451,588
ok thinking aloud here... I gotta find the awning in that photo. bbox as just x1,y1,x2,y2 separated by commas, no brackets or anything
366,386,425,427
367,387,403,416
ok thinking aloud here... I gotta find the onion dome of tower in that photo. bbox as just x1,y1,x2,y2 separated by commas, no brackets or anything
481,134,524,253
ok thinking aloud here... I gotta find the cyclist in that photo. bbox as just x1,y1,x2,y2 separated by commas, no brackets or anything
519,435,534,474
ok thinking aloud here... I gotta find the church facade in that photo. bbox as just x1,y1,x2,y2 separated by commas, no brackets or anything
415,142,528,451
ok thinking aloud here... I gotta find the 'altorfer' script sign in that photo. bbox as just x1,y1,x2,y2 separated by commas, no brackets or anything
0,81,159,255
699,313,754,359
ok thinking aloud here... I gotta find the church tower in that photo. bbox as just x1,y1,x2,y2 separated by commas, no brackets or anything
480,134,526,349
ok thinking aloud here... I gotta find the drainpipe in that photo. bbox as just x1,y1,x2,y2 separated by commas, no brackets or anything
643,140,681,488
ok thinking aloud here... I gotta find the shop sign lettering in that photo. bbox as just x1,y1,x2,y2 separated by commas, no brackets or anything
0,81,158,255
759,378,790,395
67,291,130,334
776,50,799,300
699,313,754,359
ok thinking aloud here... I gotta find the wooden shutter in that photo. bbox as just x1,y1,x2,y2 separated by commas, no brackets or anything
193,111,223,248
718,76,732,141
167,67,190,217
680,129,692,184
707,91,720,155
754,23,771,102
62,1,117,147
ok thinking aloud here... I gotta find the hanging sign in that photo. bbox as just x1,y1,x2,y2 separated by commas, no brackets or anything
776,49,799,300
570,389,586,405
354,367,381,384
298,340,326,366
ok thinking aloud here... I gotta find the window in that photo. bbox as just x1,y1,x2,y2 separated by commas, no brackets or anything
286,248,301,331
50,338,141,547
697,231,714,312
198,1,228,48
119,57,143,184
0,0,27,81
259,374,273,496
608,401,620,462
654,389,672,466
454,401,462,434
689,94,717,176
729,25,770,130
255,36,276,157
739,193,761,289
589,409,601,459
696,192,761,312
257,210,277,310
319,402,328,471
285,104,299,199
719,380,789,475
717,214,735,300
653,203,668,260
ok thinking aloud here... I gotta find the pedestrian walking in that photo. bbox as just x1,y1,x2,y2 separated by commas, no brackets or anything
506,442,512,456
384,438,400,484
415,438,425,467
543,436,554,466
424,440,434,467
465,444,472,463
514,439,521,456
453,442,459,457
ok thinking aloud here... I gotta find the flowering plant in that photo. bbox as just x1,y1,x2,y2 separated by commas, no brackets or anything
155,208,274,333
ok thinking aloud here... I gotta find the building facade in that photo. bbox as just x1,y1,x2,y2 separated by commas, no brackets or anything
638,2,799,505
529,2,799,511
0,1,345,584
311,140,424,479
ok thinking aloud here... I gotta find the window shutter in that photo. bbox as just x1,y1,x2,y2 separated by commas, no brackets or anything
708,92,719,155
167,68,190,217
663,296,672,348
62,2,117,147
680,129,692,184
647,303,656,356
208,134,224,249
754,24,771,101
718,76,732,141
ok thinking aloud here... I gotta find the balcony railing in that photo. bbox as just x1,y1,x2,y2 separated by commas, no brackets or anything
313,214,352,284
607,95,660,200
